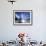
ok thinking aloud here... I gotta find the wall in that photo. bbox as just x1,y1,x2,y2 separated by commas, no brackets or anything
0,0,46,42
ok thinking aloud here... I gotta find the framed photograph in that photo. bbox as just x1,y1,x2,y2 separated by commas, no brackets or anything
13,10,33,25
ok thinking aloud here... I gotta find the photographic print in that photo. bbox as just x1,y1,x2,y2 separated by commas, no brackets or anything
13,10,32,25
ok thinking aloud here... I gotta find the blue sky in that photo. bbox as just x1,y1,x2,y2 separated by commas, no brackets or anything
15,12,32,20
